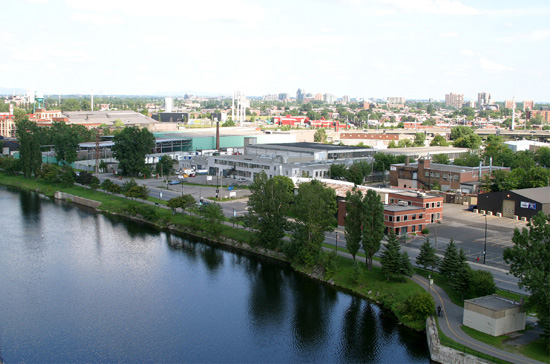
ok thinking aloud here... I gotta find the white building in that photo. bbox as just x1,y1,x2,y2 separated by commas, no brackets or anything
463,295,526,337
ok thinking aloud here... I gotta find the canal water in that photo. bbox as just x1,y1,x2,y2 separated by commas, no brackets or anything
0,187,430,363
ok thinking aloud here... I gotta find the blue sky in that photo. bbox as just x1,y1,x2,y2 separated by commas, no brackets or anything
3,0,550,102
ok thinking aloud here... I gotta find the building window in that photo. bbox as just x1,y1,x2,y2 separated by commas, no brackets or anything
412,214,416,220
390,198,394,204
419,214,423,219
437,202,441,207
436,212,441,220
435,173,440,179
425,203,429,208
443,173,448,180
389,216,393,222
424,171,429,177
404,215,408,221
453,175,459,182
418,225,422,231
431,203,435,208
396,216,400,222
412,225,416,232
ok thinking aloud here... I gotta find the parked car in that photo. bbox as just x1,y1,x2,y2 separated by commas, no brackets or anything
237,177,247,182
467,204,477,211
168,180,181,185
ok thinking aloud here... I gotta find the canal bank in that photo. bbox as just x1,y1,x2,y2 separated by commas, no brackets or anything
1,173,545,363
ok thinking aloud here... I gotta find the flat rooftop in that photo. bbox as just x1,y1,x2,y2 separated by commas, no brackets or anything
249,142,372,152
466,295,521,311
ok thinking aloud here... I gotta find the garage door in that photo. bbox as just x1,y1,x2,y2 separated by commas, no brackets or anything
502,200,515,218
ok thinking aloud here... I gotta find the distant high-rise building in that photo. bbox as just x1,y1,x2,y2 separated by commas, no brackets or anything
315,93,323,101
296,89,304,101
324,93,336,103
477,92,491,108
342,95,350,104
523,100,534,111
278,93,289,101
445,93,464,109
263,94,278,101
505,100,516,110
387,97,406,106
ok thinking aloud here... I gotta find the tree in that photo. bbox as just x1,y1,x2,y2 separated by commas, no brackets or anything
431,153,450,165
454,265,471,300
398,252,414,282
504,212,550,350
51,121,81,164
362,189,385,271
535,147,550,168
453,134,482,149
454,151,481,167
16,118,42,178
430,134,449,146
405,291,435,321
344,189,363,261
450,125,475,140
287,180,337,266
329,164,347,180
416,238,438,273
167,194,196,213
468,270,496,298
439,239,459,281
112,127,155,176
156,155,174,177
381,230,401,280
248,172,294,249
125,185,149,200
413,132,426,147
200,203,225,240
314,128,327,143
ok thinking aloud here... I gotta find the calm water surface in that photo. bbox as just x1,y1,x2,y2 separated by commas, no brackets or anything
0,187,430,363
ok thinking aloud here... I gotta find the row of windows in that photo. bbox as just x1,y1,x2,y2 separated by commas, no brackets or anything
425,171,459,182
385,213,423,222
425,202,441,208
214,159,270,170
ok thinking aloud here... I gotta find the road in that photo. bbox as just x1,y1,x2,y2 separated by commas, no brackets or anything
96,173,526,294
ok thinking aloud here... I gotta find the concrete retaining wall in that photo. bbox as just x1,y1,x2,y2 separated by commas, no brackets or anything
426,316,491,364
54,191,102,209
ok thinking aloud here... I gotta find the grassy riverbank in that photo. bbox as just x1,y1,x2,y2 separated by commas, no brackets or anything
0,172,439,331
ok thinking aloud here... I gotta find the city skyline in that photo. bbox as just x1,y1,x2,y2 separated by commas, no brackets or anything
3,0,550,101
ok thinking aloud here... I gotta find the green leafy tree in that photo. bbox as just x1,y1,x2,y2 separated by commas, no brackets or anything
504,212,550,350
413,132,426,147
248,172,294,249
329,164,348,180
112,127,155,176
416,237,438,273
450,125,475,140
167,194,196,213
362,189,385,271
453,134,482,149
344,189,363,261
100,178,113,191
430,134,449,146
99,160,108,172
121,178,138,193
431,153,450,165
381,230,401,280
16,118,42,178
156,155,174,177
468,270,496,298
535,147,550,168
314,128,327,143
287,180,337,266
200,203,225,240
454,151,481,167
439,239,459,281
125,185,149,200
404,291,435,321
398,252,414,282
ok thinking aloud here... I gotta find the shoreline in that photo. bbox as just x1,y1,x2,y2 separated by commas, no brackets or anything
0,174,426,333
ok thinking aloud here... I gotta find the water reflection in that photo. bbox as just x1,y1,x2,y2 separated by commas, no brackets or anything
199,245,224,272
247,262,286,330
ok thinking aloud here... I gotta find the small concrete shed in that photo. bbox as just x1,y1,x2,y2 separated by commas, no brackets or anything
463,295,526,337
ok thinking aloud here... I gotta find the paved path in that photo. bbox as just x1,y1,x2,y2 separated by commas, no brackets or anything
411,274,545,364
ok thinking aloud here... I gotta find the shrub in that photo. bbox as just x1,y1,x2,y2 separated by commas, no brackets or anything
404,291,435,321
421,228,430,235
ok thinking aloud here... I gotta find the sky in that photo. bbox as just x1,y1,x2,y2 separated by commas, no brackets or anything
3,0,550,102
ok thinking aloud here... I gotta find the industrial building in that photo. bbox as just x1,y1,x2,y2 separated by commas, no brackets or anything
477,186,550,220
463,295,525,337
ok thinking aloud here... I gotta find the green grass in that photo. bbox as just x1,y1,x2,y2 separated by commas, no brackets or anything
435,318,513,364
460,325,550,363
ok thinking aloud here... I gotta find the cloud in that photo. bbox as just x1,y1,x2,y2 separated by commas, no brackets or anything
460,49,476,56
331,0,480,15
439,31,458,38
528,29,550,42
479,57,513,73
70,12,125,26
65,0,264,26
0,32,17,43
500,29,550,44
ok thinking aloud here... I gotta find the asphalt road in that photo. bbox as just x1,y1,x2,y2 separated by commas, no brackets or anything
96,173,526,294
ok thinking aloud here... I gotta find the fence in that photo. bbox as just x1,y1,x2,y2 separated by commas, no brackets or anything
439,337,512,364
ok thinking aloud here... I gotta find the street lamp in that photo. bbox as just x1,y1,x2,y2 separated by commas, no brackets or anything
483,214,487,264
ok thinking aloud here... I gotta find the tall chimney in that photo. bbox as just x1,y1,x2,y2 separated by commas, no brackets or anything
216,121,220,150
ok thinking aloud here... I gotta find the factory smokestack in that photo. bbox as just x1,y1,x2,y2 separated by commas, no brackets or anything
216,120,220,150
